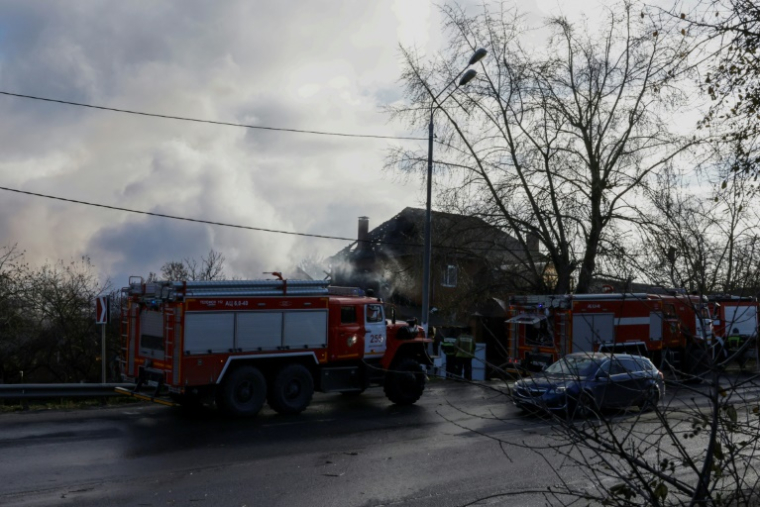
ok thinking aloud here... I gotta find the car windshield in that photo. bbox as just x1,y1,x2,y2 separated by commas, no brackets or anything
544,356,601,377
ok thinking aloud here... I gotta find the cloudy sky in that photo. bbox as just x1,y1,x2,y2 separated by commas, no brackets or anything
0,0,611,285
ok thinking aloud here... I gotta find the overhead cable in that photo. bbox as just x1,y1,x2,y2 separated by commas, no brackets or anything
0,186,356,242
0,186,529,255
0,90,426,141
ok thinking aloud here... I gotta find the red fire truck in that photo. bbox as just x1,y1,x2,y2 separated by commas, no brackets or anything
505,292,723,374
116,276,431,416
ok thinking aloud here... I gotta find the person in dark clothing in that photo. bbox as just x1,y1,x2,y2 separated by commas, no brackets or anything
455,331,476,381
432,326,442,356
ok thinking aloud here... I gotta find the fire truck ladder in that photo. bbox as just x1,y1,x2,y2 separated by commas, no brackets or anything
128,278,333,299
557,312,568,356
118,302,130,378
163,308,175,390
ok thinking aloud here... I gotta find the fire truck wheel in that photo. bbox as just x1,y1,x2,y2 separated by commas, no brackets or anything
268,364,315,415
216,366,267,417
383,357,426,405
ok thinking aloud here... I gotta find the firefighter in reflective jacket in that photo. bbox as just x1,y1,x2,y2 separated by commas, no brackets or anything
441,335,459,378
456,331,476,381
727,328,749,369
727,328,742,351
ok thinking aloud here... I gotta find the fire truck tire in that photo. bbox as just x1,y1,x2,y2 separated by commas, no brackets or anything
383,357,426,405
268,364,315,415
216,366,267,417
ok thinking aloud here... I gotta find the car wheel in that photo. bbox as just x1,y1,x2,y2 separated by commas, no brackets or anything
569,391,596,420
641,384,661,412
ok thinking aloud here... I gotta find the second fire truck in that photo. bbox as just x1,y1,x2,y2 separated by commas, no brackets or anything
505,292,758,374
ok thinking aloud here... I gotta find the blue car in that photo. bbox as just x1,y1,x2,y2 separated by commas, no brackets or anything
512,352,664,419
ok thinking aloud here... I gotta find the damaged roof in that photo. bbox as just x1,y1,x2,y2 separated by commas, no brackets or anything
332,207,527,262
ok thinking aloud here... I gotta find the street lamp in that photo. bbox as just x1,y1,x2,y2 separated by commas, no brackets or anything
421,48,487,336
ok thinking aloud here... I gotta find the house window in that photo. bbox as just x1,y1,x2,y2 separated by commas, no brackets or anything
442,264,457,287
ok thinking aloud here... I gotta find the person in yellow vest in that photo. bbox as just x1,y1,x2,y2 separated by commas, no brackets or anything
455,329,476,381
726,327,749,370
727,328,742,351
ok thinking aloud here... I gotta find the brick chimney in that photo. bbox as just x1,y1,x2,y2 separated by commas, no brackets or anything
358,216,369,251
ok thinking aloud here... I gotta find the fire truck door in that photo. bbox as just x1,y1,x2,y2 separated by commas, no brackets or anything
649,312,663,341
572,313,614,352
695,308,714,340
332,305,362,360
364,303,387,358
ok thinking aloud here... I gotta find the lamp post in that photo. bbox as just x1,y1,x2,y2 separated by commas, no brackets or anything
421,48,487,336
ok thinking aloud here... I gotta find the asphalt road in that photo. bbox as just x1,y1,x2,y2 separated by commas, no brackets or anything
0,377,752,507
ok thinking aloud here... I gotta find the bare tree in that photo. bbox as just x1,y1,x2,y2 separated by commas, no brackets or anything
159,249,226,281
160,261,190,281
613,166,760,295
389,2,701,293
0,244,33,383
672,0,760,185
24,257,109,382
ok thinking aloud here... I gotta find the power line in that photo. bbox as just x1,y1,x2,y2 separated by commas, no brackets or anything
0,185,526,256
0,90,426,141
0,186,358,242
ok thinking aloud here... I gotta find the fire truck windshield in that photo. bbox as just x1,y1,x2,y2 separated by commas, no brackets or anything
367,304,383,323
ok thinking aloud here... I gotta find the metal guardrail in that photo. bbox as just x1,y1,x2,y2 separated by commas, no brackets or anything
0,383,135,400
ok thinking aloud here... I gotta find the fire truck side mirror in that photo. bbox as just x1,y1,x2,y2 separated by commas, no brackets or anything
391,307,396,324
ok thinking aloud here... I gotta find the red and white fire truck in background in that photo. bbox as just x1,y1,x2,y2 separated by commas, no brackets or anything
709,295,759,340
117,276,431,416
505,292,758,374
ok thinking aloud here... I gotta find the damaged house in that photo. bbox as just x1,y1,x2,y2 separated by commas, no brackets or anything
330,207,541,327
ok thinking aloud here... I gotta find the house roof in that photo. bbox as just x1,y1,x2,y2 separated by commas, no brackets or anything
332,207,527,263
